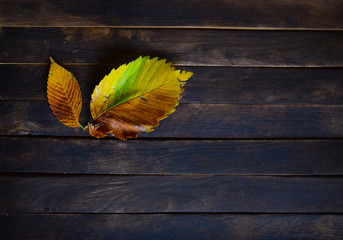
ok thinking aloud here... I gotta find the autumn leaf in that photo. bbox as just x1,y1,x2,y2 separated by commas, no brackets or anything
88,56,193,140
47,57,83,128
47,56,193,139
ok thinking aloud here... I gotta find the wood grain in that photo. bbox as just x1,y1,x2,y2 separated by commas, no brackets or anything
1,101,343,138
1,137,343,175
2,0,343,238
1,213,342,240
0,0,342,29
1,175,342,213
2,65,343,105
1,28,343,66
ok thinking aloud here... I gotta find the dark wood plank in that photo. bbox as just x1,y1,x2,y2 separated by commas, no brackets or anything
0,0,342,29
2,65,343,105
1,28,343,66
1,213,343,240
1,137,343,175
1,101,343,138
1,175,342,213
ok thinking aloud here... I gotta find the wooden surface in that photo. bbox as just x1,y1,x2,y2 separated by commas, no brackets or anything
2,28,343,66
1,0,342,29
2,214,342,240
1,0,343,239
1,175,343,213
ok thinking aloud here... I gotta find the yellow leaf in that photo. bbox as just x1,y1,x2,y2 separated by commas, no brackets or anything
88,56,193,140
47,57,83,128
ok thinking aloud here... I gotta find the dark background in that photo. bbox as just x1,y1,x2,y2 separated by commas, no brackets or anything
1,0,343,239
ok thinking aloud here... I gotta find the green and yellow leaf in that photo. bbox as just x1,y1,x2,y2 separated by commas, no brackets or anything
88,56,193,140
47,57,83,128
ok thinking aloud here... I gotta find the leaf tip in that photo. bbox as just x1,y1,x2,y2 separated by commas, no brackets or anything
177,70,193,83
49,56,55,64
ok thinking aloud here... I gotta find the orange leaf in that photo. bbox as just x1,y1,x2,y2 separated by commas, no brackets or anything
47,57,83,128
88,56,193,140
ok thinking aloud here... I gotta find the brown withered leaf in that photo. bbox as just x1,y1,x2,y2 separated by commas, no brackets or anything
47,57,83,128
88,56,193,140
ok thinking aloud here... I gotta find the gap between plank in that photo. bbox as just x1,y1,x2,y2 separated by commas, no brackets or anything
1,172,342,178
1,211,343,216
2,62,343,68
2,99,343,107
1,135,343,141
1,26,343,31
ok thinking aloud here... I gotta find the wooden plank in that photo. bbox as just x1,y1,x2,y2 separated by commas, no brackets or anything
1,28,343,66
1,175,342,213
0,0,342,29
1,101,343,138
2,65,343,105
1,213,343,240
1,137,343,175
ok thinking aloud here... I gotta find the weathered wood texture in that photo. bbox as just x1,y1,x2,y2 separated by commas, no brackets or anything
2,65,343,104
0,0,342,29
1,137,343,175
1,213,343,240
2,0,343,238
1,28,343,66
1,176,342,213
1,101,343,138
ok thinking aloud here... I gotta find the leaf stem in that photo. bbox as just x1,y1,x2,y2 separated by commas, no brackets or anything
79,123,87,130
